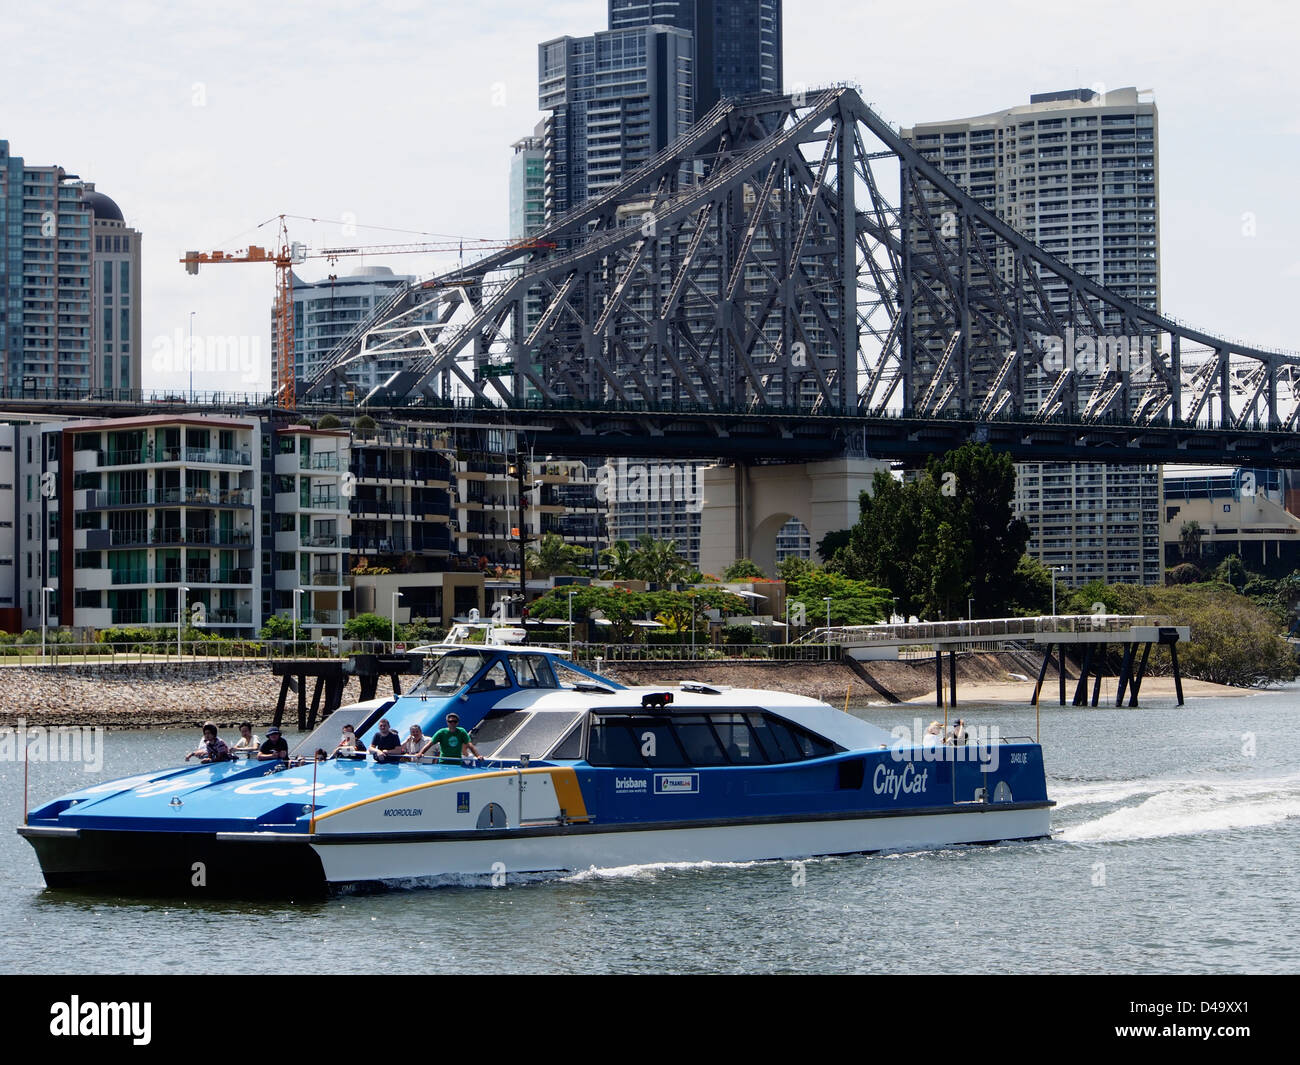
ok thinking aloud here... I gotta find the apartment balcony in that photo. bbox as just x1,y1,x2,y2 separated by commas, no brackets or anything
97,446,251,468
86,487,252,509
306,492,342,510
300,533,349,549
308,609,343,626
310,570,345,587
300,452,340,471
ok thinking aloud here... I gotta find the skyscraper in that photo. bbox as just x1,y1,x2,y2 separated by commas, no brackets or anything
904,88,1163,587
0,141,92,393
85,184,142,394
608,1,782,120
539,23,694,217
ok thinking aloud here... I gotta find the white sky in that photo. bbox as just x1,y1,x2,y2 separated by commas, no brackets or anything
2,0,1297,393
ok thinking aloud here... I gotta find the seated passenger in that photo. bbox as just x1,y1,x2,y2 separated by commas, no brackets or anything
402,724,433,761
231,721,260,756
922,721,945,748
185,722,231,764
368,719,404,764
335,723,365,759
947,718,969,746
257,725,290,761
314,748,330,762
429,713,481,766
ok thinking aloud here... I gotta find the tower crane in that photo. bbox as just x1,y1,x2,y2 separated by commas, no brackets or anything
181,214,553,409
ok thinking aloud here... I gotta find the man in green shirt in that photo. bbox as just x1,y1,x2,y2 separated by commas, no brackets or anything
430,713,481,765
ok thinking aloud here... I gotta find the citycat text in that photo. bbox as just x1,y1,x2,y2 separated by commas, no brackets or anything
873,763,929,799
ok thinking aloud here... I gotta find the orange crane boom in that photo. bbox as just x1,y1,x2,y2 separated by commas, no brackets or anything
180,215,554,410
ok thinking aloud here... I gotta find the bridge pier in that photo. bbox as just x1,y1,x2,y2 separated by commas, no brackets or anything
699,458,889,578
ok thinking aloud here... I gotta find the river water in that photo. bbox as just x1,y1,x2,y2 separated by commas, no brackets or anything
1,687,1296,975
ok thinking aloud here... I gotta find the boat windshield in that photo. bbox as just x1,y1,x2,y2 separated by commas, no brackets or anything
416,651,491,693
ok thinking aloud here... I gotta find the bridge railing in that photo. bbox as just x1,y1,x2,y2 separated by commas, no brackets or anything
797,615,1173,646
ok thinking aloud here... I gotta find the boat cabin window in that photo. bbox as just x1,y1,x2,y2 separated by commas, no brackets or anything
493,711,584,761
470,710,586,760
586,711,842,768
511,654,558,690
470,661,511,693
418,652,490,693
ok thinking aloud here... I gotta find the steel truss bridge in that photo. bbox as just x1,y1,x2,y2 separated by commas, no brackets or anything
23,88,1300,467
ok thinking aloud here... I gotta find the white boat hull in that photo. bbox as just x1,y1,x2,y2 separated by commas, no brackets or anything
309,805,1053,884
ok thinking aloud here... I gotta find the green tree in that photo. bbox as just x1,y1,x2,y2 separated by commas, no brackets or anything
836,444,1028,619
722,558,765,581
777,556,817,583
259,615,302,642
1007,555,1054,615
526,532,587,578
1179,520,1203,560
600,540,639,580
633,535,692,586
784,569,891,627
343,612,397,641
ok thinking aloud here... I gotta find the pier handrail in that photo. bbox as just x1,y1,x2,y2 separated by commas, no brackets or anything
796,614,1175,646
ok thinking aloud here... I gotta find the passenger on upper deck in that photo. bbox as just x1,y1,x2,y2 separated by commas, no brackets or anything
948,719,969,746
922,721,945,747
185,722,231,764
403,724,433,761
368,719,404,764
429,713,481,765
335,723,365,759
258,725,289,761
231,722,260,756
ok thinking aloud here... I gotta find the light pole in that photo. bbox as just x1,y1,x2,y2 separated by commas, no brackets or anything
1051,566,1065,616
567,588,577,655
40,586,53,662
178,586,190,659
892,596,899,624
823,596,832,661
391,590,403,651
188,311,196,403
293,588,305,650
967,597,974,623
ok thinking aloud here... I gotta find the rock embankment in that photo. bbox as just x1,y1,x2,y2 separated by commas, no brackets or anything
0,662,370,729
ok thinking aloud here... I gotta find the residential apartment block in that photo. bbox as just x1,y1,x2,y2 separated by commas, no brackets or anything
904,88,1163,586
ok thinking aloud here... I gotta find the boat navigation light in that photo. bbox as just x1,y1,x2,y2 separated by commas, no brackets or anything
641,692,674,709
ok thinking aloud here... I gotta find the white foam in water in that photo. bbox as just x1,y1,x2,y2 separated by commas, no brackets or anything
1051,779,1170,810
561,859,763,883
1060,773,1300,843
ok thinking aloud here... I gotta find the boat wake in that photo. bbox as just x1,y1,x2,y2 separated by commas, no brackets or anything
560,859,766,883
1057,773,1300,843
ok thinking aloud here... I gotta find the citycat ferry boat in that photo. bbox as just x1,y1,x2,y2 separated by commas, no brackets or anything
18,642,1053,897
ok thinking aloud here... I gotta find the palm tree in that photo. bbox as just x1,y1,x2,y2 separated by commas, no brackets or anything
526,532,585,578
600,539,640,579
635,535,691,586
1179,520,1203,560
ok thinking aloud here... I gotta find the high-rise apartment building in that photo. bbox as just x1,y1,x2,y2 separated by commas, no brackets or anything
608,1,782,120
539,24,694,217
509,125,547,241
274,266,417,399
904,88,1163,587
85,185,142,394
0,142,141,396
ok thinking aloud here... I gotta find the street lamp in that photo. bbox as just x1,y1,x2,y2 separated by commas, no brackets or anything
391,590,403,651
567,587,577,655
891,596,899,624
823,596,832,661
40,586,53,661
968,597,974,623
178,586,190,659
293,588,305,649
1051,565,1065,616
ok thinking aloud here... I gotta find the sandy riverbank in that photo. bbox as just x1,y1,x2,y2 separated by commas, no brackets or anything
0,653,1267,730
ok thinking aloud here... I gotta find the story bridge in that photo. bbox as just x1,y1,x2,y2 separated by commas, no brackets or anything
285,86,1300,469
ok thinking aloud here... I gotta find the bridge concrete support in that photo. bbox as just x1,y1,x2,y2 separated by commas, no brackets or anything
698,458,890,577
